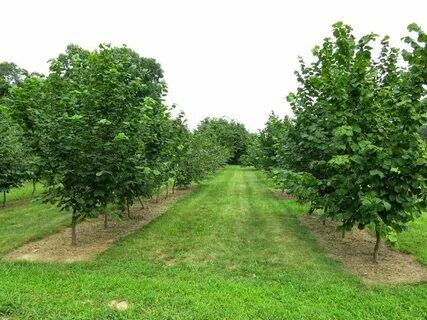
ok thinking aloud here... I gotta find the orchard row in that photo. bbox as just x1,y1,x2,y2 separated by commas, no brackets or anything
0,45,250,244
243,22,427,262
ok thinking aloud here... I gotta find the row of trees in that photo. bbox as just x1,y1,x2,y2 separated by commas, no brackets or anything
0,45,246,244
0,62,32,206
245,22,427,262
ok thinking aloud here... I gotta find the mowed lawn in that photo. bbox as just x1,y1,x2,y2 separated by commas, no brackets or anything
1,166,427,319
0,182,69,256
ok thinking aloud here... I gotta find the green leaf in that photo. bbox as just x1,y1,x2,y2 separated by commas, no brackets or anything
328,155,350,167
383,201,392,211
369,169,384,178
407,23,421,32
114,132,128,141
97,118,111,125
70,114,84,121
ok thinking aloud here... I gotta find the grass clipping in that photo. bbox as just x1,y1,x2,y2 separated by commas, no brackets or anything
3,189,192,263
301,214,427,284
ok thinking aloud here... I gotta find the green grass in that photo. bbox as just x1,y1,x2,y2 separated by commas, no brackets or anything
0,181,68,256
4,181,44,203
0,166,426,319
396,214,427,265
0,201,69,256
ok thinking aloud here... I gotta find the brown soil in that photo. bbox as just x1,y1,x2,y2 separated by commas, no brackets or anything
0,199,29,211
3,189,192,263
272,190,294,200
300,214,427,284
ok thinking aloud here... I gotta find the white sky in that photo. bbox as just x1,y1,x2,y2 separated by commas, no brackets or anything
1,0,426,131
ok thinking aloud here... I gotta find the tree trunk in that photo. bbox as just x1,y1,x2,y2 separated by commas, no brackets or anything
31,179,36,198
104,213,108,229
156,187,160,203
138,196,145,209
322,220,326,226
165,182,169,198
373,227,381,263
172,179,176,194
2,191,5,208
342,230,345,238
126,199,131,219
71,215,77,246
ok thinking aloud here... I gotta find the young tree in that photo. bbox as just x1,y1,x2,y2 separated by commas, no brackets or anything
0,62,28,98
240,133,263,168
15,44,167,244
285,22,427,262
174,128,229,187
10,76,47,196
0,106,26,206
196,117,249,164
257,113,293,172
168,112,191,193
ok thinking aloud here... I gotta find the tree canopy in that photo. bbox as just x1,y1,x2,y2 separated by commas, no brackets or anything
195,117,250,164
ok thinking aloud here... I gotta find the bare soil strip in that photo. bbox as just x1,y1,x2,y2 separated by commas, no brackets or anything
300,214,427,284
3,189,192,263
272,190,294,200
0,199,29,211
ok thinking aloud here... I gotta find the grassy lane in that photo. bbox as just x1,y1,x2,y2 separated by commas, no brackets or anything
0,166,427,319
2,181,44,204
397,214,427,265
0,180,65,256
0,181,59,256
0,202,69,256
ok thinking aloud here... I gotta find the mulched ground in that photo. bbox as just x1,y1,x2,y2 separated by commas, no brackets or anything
301,214,427,284
272,190,294,200
3,189,192,263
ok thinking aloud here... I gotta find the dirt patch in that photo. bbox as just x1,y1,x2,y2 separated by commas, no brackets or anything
300,215,427,284
226,263,240,270
0,199,30,211
3,189,192,263
272,190,293,200
108,300,129,311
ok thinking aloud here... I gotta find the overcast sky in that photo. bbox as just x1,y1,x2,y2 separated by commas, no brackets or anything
1,0,426,131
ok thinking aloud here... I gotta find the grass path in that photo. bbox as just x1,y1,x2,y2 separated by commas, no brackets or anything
1,166,427,319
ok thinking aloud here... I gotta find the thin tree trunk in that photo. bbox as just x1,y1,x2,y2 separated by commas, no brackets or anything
126,199,131,219
138,196,145,209
156,187,160,203
104,213,108,229
31,179,36,198
165,182,169,198
342,230,345,238
373,227,381,263
71,215,77,246
172,179,176,194
323,220,326,226
2,191,5,208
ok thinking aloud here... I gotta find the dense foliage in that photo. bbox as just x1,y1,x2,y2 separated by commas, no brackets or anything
2,22,426,261
0,107,26,206
0,62,29,98
249,23,427,262
195,117,250,164
4,44,229,244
